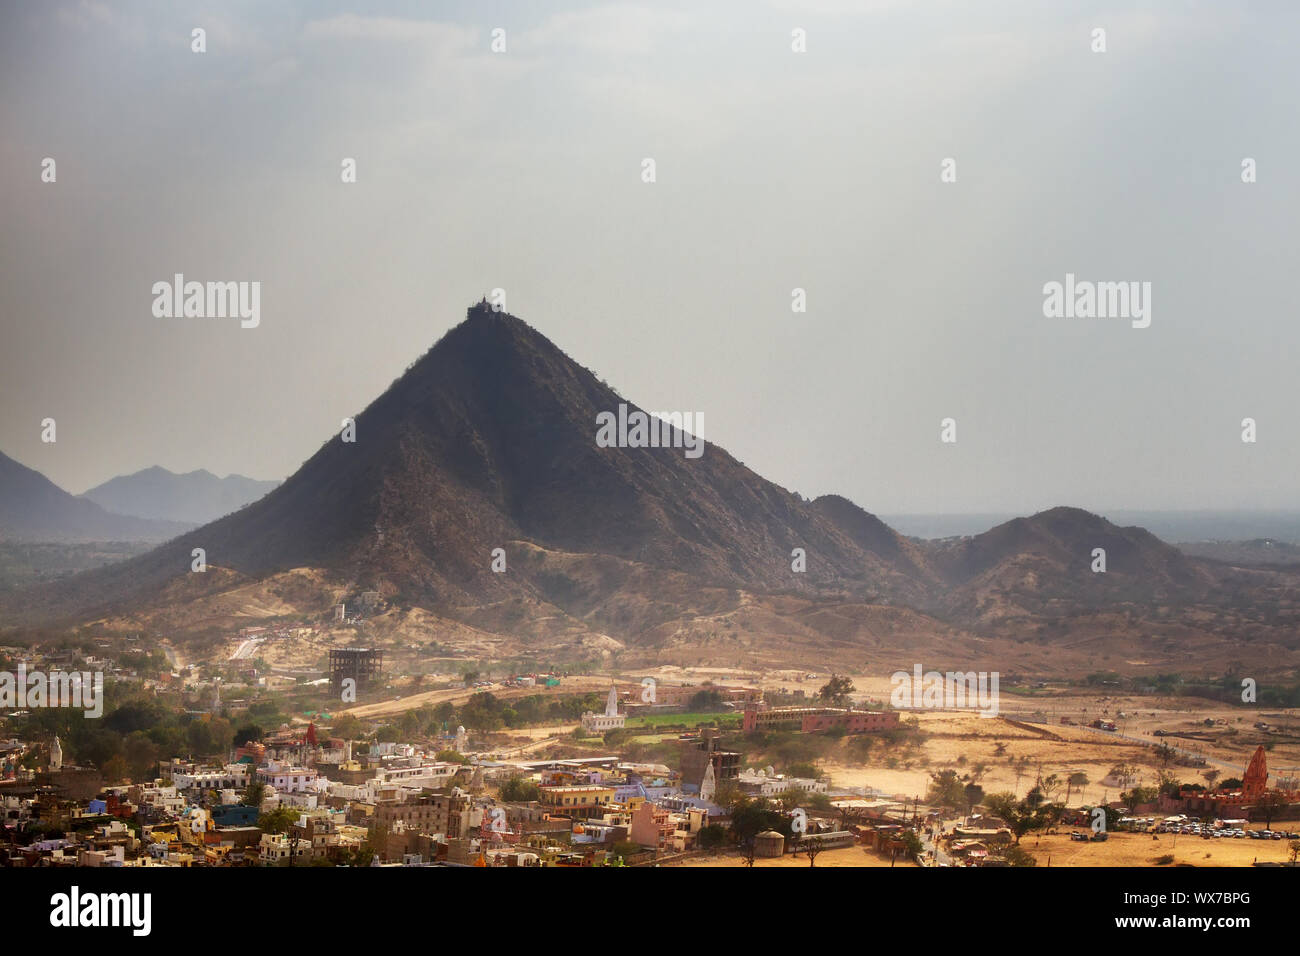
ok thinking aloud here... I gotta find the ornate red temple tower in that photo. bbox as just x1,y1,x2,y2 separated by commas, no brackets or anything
1242,745,1268,800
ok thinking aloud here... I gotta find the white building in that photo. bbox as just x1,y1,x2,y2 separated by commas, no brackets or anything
136,785,185,814
581,687,626,735
737,767,829,796
368,763,460,791
173,764,251,792
256,761,321,793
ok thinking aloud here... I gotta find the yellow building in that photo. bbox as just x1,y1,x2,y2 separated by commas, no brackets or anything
538,785,617,820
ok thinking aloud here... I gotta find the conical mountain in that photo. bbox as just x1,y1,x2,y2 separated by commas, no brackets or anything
7,302,931,625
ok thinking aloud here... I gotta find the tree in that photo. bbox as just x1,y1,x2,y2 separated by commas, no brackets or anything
1010,756,1031,795
233,724,263,748
241,780,266,808
1039,773,1063,804
729,796,790,849
330,714,364,740
1122,785,1159,808
1001,844,1037,867
817,675,855,708
738,835,757,868
1108,762,1138,788
499,776,541,802
258,806,293,832
985,791,1056,845
123,732,159,782
779,787,809,812
1255,791,1288,829
1066,770,1086,806
715,783,744,814
689,690,724,712
698,825,727,850
794,832,825,867
964,782,985,816
102,755,129,785
927,770,966,810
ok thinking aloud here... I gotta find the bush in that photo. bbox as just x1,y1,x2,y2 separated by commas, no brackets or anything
499,776,541,802
611,840,644,860
698,825,728,849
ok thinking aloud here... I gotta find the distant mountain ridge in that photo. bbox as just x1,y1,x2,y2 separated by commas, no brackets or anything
80,466,279,524
0,451,191,543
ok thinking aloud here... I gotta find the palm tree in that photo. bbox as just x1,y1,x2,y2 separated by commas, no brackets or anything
1065,772,1089,806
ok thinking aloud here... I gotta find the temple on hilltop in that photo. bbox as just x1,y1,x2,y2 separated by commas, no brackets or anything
469,296,498,317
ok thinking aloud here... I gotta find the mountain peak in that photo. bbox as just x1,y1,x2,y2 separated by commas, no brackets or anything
0,449,190,542
79,465,277,525
8,303,938,623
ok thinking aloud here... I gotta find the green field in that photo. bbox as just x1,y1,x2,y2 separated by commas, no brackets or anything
624,711,742,731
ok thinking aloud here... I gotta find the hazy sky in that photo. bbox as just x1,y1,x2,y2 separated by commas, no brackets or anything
2,0,1297,514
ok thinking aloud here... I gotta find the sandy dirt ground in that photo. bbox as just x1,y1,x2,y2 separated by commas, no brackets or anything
630,668,1299,804
678,846,914,868
823,705,1298,808
1021,830,1297,867
679,832,1296,868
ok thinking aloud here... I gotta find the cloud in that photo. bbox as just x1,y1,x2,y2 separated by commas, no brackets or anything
303,13,477,52
522,4,694,57
57,0,112,31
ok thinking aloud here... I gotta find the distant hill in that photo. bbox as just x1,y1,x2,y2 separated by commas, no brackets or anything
926,506,1217,629
1176,538,1300,568
80,466,279,524
0,451,191,543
